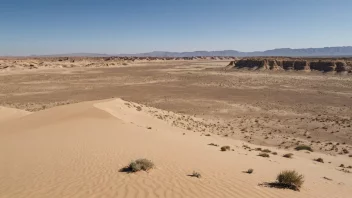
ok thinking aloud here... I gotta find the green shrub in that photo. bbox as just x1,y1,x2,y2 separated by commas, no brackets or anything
295,145,313,152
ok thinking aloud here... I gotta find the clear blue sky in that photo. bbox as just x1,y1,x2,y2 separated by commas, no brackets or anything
1,0,352,55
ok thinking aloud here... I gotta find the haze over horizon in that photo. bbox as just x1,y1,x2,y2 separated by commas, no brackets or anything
1,0,352,56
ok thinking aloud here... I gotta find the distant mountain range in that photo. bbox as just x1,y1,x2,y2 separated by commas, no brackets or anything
33,46,352,57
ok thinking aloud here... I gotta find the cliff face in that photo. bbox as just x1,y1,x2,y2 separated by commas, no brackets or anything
227,58,352,73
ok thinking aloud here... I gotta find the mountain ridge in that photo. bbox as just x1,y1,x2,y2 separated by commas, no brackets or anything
27,46,352,57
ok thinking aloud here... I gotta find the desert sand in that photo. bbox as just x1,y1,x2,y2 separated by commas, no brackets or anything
0,98,351,198
0,106,30,123
1,58,352,197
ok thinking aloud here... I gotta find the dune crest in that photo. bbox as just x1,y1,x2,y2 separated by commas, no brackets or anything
0,106,31,123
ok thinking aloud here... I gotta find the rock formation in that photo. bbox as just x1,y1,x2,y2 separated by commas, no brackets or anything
227,58,352,73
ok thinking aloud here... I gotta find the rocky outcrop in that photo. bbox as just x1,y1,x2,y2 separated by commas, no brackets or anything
227,58,352,73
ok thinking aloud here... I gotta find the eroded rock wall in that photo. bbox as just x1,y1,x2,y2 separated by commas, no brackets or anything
227,58,352,73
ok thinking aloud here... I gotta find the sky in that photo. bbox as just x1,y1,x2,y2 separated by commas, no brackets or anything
0,0,352,55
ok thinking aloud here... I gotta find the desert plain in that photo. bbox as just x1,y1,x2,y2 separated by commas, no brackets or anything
0,57,352,198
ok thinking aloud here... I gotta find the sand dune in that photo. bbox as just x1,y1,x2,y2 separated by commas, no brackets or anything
0,106,31,123
0,99,351,198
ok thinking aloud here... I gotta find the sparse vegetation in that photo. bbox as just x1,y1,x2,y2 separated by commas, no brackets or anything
262,149,271,153
260,170,304,191
295,145,313,152
277,170,304,190
208,143,219,147
221,146,231,151
136,106,142,111
258,152,270,158
339,169,351,173
247,168,254,174
323,176,332,181
120,159,155,173
272,152,278,155
314,158,324,163
283,153,294,158
189,171,202,178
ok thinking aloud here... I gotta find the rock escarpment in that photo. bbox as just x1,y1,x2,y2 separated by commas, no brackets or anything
227,58,352,73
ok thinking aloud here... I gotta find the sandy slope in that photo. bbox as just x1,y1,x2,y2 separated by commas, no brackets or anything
0,99,351,198
0,106,31,123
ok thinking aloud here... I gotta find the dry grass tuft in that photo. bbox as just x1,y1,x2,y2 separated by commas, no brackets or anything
277,170,304,188
260,170,304,191
120,159,155,173
189,171,202,178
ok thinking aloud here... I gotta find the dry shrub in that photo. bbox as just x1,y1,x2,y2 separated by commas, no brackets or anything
208,143,219,147
189,171,202,178
262,149,271,153
277,170,304,189
136,106,142,111
260,170,304,191
314,158,324,163
295,145,313,152
283,153,294,158
258,152,270,158
120,159,155,173
221,146,231,151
